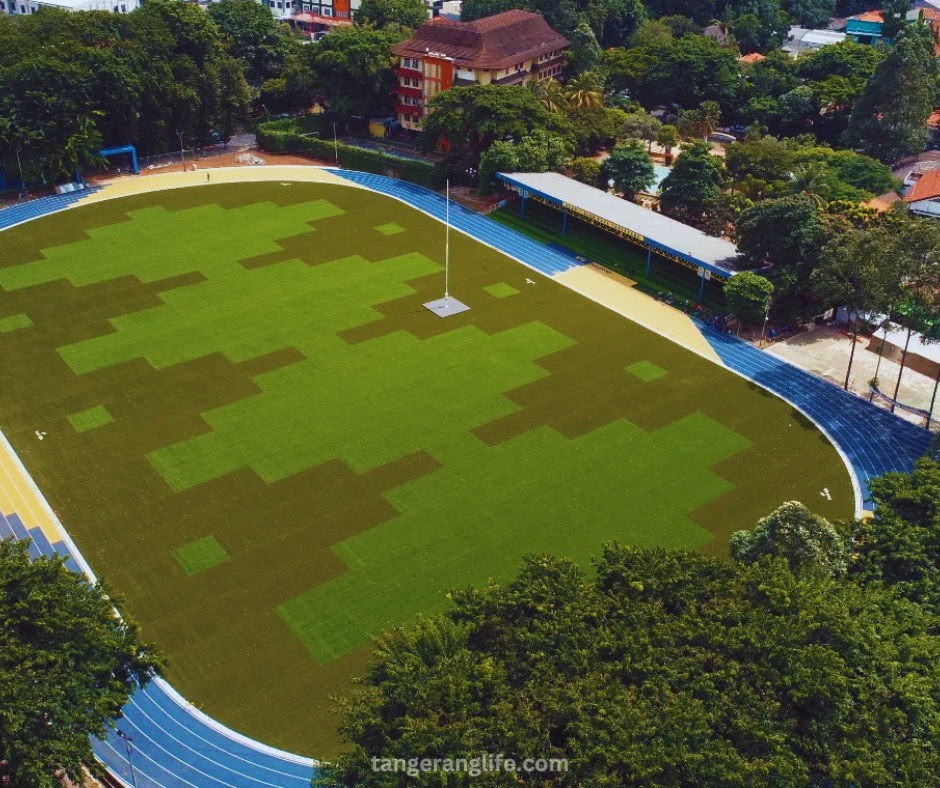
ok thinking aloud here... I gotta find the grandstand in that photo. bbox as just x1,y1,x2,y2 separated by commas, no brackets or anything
495,171,761,301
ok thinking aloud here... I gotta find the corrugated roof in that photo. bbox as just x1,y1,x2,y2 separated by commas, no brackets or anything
392,10,569,70
498,171,742,276
905,169,940,202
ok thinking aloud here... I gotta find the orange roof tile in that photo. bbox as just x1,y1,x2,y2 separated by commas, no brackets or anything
906,169,940,203
855,10,884,22
739,52,766,63
929,110,940,128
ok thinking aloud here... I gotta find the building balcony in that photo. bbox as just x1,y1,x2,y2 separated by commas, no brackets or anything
395,85,424,99
397,66,423,79
395,103,424,117
533,55,565,73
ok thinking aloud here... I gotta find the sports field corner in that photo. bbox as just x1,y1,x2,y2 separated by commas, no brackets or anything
1,166,920,776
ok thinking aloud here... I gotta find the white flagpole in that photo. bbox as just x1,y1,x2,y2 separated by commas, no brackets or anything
444,179,450,308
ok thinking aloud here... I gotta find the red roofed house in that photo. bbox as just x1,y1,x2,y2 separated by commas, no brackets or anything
739,52,766,63
391,10,570,132
905,168,940,218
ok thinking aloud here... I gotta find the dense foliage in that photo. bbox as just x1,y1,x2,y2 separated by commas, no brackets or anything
845,24,938,163
0,0,252,184
731,500,847,576
321,542,940,787
0,539,163,788
723,270,774,326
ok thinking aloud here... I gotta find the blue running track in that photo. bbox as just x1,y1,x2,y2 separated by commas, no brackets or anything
0,187,101,232
0,170,931,786
698,325,930,506
327,169,583,276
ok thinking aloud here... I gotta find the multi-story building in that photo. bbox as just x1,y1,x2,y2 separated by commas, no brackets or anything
391,10,569,132
254,0,359,23
1,0,138,14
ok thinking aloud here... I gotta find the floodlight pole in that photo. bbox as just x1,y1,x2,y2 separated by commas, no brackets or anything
759,307,770,347
333,122,339,163
444,179,450,308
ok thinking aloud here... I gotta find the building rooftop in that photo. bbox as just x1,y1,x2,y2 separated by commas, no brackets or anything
496,171,743,278
906,169,940,202
783,27,846,52
739,52,766,63
392,10,569,70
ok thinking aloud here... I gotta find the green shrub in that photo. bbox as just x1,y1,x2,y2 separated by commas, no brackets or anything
256,118,444,189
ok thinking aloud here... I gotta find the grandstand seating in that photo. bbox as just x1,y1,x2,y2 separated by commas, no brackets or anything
0,187,102,232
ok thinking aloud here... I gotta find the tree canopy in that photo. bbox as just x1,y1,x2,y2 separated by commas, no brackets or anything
307,23,408,121
659,139,726,224
422,85,569,159
724,270,774,326
0,539,163,788
844,24,937,163
207,0,294,87
353,0,430,30
0,0,251,183
320,544,940,788
602,140,655,198
731,500,848,577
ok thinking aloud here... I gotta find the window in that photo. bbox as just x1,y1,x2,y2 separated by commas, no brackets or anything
515,63,523,72
120,3,126,9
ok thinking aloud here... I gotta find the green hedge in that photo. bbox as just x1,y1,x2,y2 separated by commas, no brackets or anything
257,118,444,190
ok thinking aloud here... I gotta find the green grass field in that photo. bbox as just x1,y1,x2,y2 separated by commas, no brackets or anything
0,182,854,756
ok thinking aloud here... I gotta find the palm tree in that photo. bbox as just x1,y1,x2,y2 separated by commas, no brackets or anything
789,162,832,206
565,73,604,108
541,78,569,113
700,101,721,140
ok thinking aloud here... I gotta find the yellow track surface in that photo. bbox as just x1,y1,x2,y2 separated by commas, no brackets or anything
554,266,723,365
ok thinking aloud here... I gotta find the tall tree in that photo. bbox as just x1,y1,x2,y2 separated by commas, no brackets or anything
602,140,655,199
478,140,518,194
309,24,407,121
724,270,774,329
811,227,896,389
568,18,602,74
731,501,849,578
319,546,940,788
734,195,829,294
844,24,937,163
353,0,430,30
659,139,726,224
421,85,569,159
0,539,163,788
207,0,294,87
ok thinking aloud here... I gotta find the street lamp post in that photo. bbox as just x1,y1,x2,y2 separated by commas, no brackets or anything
178,132,185,170
759,307,770,347
333,122,339,163
15,147,26,197
116,730,139,788
466,167,476,188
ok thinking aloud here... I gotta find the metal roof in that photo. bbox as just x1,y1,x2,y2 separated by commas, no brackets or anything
497,171,742,279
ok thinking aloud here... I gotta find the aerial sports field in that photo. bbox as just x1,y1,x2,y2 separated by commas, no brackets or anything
0,179,854,756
